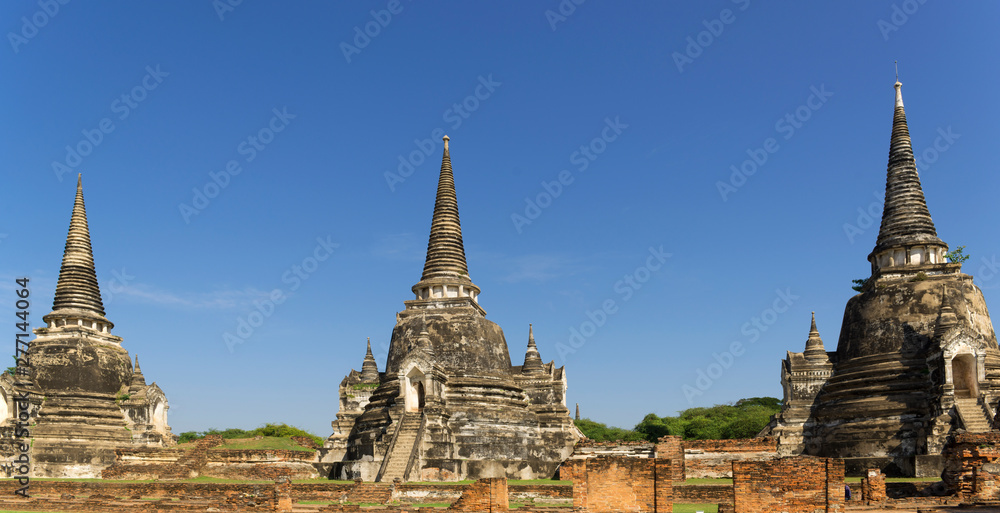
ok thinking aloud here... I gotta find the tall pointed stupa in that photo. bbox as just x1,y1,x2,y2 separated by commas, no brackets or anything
25,175,172,477
770,80,1000,477
326,137,578,482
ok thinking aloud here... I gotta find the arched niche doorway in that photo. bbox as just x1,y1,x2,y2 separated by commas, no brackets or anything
152,400,167,432
0,388,9,424
405,368,426,413
952,353,979,398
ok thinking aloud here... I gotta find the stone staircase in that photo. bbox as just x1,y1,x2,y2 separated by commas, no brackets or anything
955,397,993,433
378,414,422,482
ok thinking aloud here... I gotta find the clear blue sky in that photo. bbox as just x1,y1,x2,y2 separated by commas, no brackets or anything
2,2,999,437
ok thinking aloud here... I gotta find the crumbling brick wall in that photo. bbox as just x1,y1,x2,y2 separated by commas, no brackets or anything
732,456,844,513
860,468,885,504
656,436,684,481
448,477,508,512
942,431,1000,501
563,456,672,512
684,438,778,479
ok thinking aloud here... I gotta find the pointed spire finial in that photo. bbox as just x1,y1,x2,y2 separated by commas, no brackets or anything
804,312,828,361
575,403,580,421
522,324,543,374
869,78,947,271
47,174,111,325
361,337,379,382
410,136,483,311
134,354,141,372
895,60,899,83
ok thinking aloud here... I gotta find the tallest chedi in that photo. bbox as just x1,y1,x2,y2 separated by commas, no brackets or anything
326,137,579,482
771,81,1000,477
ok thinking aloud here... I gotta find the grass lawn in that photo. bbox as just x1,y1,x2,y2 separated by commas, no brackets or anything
209,437,316,452
674,505,718,513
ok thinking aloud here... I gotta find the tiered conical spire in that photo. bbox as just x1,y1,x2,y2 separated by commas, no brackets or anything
361,338,379,382
803,312,827,360
48,175,110,323
522,324,544,374
421,136,470,281
129,354,147,393
871,81,946,257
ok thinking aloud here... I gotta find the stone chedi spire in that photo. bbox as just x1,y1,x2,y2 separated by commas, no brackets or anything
868,81,949,276
44,174,113,331
29,175,135,477
522,324,544,374
360,338,379,382
129,355,147,394
409,136,483,313
802,312,827,361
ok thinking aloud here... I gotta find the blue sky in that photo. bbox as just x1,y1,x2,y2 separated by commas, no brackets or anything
2,2,999,437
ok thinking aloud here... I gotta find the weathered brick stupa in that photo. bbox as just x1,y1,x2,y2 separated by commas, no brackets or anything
11,175,173,477
326,137,579,482
770,81,1000,477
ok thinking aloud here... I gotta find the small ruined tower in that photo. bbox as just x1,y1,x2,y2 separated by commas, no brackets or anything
522,324,544,374
361,338,379,383
772,312,833,455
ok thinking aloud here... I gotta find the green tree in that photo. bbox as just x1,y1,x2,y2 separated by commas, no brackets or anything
574,418,644,441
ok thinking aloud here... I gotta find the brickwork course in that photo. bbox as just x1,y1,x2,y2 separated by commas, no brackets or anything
861,468,886,504
447,477,508,512
683,437,779,479
732,456,845,513
563,455,672,512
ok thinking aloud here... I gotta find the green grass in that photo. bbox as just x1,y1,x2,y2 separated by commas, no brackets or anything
210,436,316,452
674,505,718,513
677,478,732,485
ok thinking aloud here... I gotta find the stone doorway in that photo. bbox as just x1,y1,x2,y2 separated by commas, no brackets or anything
405,368,426,413
953,354,979,398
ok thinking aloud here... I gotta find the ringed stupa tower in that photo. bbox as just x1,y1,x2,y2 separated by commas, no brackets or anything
327,137,578,482
771,81,1000,476
22,175,172,477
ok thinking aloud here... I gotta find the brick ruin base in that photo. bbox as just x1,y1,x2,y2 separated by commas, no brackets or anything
943,431,1000,503
684,437,779,479
447,477,508,512
732,456,845,513
562,455,672,513
861,467,886,504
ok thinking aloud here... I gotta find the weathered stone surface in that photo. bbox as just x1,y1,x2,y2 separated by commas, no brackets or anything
6,176,173,477
328,138,578,482
771,82,1000,476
